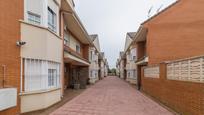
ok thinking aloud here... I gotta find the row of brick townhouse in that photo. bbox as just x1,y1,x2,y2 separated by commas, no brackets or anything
116,0,204,114
0,0,108,114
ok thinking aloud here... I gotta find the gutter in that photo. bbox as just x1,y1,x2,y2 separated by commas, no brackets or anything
62,1,102,59
61,10,93,45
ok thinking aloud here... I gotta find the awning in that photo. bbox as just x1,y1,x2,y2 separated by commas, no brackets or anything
135,57,149,65
64,52,90,66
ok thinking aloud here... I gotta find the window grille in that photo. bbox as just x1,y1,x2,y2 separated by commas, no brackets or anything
24,59,60,92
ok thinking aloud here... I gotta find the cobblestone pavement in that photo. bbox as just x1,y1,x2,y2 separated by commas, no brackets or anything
50,76,173,115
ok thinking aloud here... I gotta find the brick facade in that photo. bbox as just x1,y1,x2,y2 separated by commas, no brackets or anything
140,0,204,114
136,42,146,60
141,64,204,115
0,0,24,114
144,0,204,65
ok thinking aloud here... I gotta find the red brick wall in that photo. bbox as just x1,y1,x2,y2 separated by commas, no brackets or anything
141,64,204,115
0,0,24,114
144,0,204,65
82,45,90,60
136,42,146,60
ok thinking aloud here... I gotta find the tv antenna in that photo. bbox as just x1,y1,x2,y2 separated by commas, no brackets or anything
157,4,163,13
148,6,153,18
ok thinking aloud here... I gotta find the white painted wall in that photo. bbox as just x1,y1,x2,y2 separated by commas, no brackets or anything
0,88,17,111
48,0,60,35
92,37,101,52
120,60,124,78
124,35,133,52
24,0,60,35
21,89,61,113
21,23,62,63
68,32,81,52
89,47,99,70
88,47,99,83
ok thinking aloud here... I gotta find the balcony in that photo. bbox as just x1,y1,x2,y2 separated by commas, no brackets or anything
64,45,90,66
20,21,63,63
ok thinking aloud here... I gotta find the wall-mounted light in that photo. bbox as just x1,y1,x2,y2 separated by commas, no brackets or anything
16,41,26,46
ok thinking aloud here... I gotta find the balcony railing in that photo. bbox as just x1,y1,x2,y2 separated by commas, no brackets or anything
64,45,89,62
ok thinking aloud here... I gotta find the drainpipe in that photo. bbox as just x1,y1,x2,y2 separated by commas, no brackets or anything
60,10,65,98
2,65,6,88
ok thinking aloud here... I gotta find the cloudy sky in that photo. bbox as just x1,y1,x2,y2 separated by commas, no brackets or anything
74,0,176,68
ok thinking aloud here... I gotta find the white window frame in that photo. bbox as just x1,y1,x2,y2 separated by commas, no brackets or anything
91,51,94,61
76,44,80,53
48,7,56,32
24,59,60,92
64,32,70,46
48,69,57,88
27,11,41,25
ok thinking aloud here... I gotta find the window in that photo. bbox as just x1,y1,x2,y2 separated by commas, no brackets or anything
130,48,137,61
48,69,57,87
90,51,94,61
90,70,98,78
24,59,60,92
133,56,136,60
128,72,131,77
48,7,56,32
76,44,80,53
28,12,41,25
64,32,70,46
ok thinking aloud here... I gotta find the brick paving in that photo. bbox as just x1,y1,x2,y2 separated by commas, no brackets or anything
50,76,173,115
22,89,86,115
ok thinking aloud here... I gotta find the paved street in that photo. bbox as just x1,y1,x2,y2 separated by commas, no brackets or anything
51,76,173,115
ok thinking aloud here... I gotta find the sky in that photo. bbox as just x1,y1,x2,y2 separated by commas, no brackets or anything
74,0,176,68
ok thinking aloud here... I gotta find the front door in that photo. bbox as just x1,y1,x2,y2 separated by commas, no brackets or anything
124,69,127,80
137,65,147,90
137,65,142,90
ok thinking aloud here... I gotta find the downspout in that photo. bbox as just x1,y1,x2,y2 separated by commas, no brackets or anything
60,11,65,98
60,10,73,97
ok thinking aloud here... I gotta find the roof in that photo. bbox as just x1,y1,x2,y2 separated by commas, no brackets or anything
89,34,98,41
61,0,92,44
127,32,136,39
142,0,180,25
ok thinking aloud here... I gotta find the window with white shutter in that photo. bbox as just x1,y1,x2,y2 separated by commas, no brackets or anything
24,59,60,92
